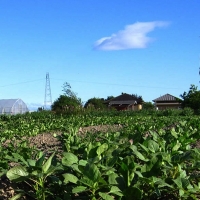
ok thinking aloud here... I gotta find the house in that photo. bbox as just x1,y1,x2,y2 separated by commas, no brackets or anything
153,93,181,110
105,93,143,111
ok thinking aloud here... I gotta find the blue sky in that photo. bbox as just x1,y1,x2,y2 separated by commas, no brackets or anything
0,0,200,110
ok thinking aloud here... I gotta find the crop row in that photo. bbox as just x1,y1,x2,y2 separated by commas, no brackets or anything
0,111,200,138
0,112,200,199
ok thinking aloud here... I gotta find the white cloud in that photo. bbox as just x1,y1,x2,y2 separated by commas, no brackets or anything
94,21,169,51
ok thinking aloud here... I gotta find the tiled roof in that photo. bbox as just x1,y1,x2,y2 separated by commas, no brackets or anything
109,100,138,105
109,93,143,104
153,94,180,102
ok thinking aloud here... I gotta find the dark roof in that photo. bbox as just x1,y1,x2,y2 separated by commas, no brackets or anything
107,93,143,105
153,94,181,102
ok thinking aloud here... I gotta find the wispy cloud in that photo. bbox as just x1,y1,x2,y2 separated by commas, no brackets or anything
94,21,169,51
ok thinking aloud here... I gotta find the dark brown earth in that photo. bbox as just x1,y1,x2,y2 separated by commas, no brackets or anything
0,124,200,200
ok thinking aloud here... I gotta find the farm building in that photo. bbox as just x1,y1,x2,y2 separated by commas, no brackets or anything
105,93,144,111
0,99,29,115
153,94,182,110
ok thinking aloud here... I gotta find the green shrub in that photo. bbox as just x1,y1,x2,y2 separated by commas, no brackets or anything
181,107,194,116
162,109,181,116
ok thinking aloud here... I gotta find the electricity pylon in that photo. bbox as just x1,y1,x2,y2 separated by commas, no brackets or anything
44,72,52,110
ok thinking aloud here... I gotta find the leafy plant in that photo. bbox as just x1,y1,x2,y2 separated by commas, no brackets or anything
7,152,63,200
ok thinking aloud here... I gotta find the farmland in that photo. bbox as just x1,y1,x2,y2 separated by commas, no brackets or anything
0,110,200,199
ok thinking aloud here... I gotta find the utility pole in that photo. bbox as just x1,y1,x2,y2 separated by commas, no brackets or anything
44,72,52,110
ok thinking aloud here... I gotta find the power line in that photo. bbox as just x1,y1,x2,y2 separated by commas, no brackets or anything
0,77,184,90
51,78,184,90
0,79,44,87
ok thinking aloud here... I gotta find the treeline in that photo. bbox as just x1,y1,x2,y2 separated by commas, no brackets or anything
39,82,200,115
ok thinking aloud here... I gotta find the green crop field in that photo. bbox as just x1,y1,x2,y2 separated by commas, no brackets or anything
0,111,200,199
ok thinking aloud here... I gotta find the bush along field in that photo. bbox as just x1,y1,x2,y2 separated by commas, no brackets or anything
0,111,200,199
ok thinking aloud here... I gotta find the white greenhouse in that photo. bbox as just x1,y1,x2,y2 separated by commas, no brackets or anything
0,99,29,115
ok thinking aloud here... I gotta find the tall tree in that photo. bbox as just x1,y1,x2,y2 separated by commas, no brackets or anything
62,82,77,99
180,84,200,112
84,97,106,110
105,96,115,101
51,82,82,112
142,102,155,110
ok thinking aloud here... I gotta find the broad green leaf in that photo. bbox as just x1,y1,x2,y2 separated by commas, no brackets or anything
62,152,78,166
71,163,81,173
72,186,87,193
130,145,149,161
105,169,115,176
181,178,190,189
45,164,63,176
106,156,118,167
139,177,152,184
36,153,45,167
179,189,184,197
179,168,187,178
124,186,142,200
153,177,173,188
149,131,159,141
12,153,28,166
31,170,39,176
179,121,187,126
7,166,29,182
108,173,119,185
63,173,78,184
135,171,143,178
148,140,159,153
120,162,128,171
9,193,23,200
82,163,101,182
99,192,114,200
172,141,181,151
111,191,123,197
79,159,88,166
110,186,121,193
98,176,108,186
145,155,158,172
139,143,149,153
129,144,137,151
42,152,55,173
27,159,36,167
97,143,108,156
171,128,178,139
133,151,147,161
79,177,94,187
173,177,182,189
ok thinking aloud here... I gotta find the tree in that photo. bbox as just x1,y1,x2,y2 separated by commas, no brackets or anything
84,97,106,110
105,96,115,101
62,82,78,99
51,82,82,112
180,84,200,112
142,102,155,110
